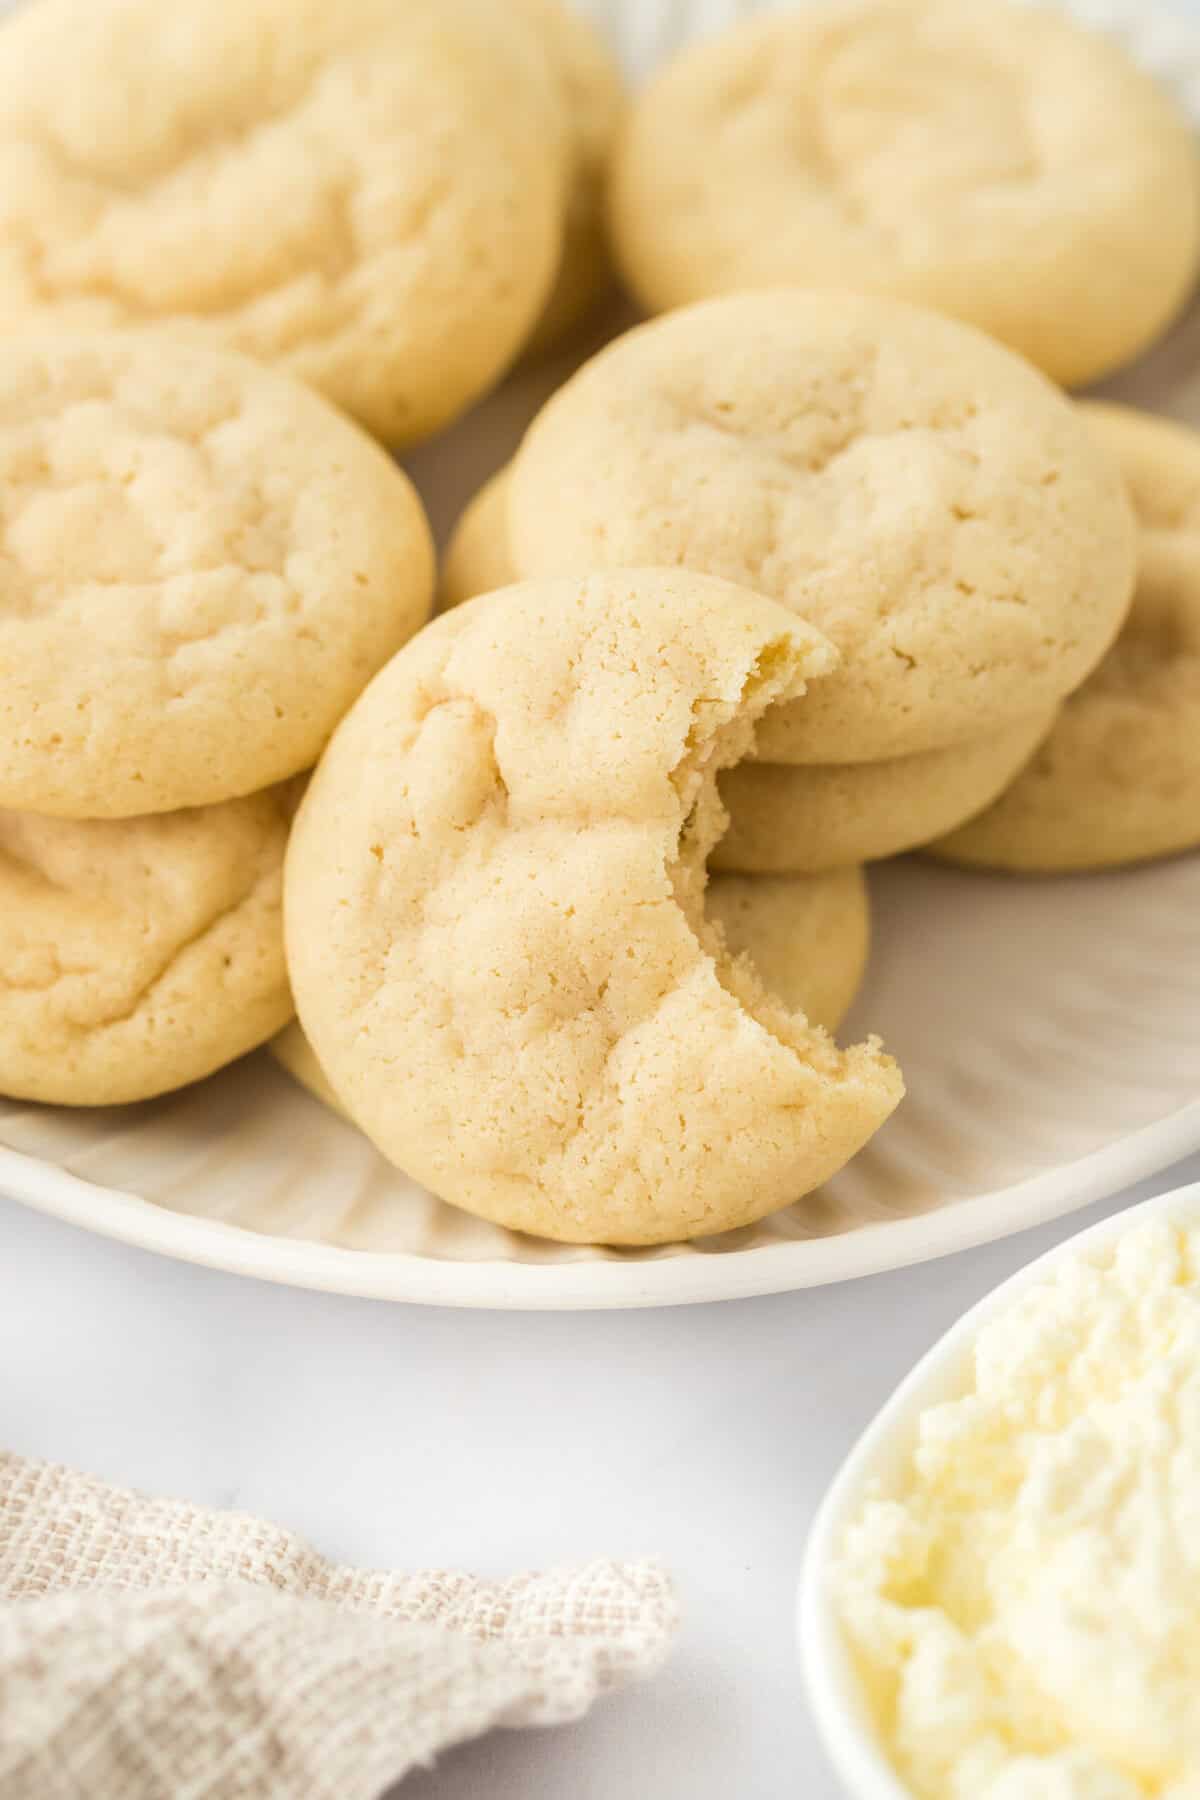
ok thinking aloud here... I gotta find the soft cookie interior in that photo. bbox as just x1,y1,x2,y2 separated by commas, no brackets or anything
669,643,854,1079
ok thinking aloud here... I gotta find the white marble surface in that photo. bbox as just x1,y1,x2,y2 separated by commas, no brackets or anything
3,1150,1198,1797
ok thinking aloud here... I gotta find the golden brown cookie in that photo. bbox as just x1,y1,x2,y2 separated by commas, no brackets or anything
610,0,1200,387
285,572,903,1245
932,404,1200,872
507,293,1136,762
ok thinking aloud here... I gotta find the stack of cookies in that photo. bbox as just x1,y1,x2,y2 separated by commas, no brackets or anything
276,282,1136,1247
0,335,433,1105
441,290,1137,887
1,0,1197,1251
932,404,1200,874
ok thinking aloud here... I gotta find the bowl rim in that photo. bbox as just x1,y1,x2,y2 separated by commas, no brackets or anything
796,1175,1200,1799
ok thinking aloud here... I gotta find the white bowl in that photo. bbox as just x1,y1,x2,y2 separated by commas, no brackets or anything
797,1176,1200,1798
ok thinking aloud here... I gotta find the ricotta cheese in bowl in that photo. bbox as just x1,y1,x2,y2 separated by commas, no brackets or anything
800,1180,1200,1800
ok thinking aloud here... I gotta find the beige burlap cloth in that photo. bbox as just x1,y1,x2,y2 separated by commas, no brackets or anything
0,1450,677,1799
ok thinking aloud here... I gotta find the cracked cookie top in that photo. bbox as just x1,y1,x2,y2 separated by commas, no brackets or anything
0,334,433,817
0,0,568,444
285,570,903,1246
273,865,869,1112
609,0,1200,388
508,291,1136,762
0,781,296,1105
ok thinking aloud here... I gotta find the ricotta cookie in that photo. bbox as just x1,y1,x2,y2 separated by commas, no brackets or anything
517,0,624,355
933,405,1200,872
707,867,869,1033
286,572,903,1245
610,0,1200,387
0,335,433,818
439,468,515,612
714,714,1053,873
273,863,871,1111
508,292,1136,761
0,784,295,1106
0,0,567,444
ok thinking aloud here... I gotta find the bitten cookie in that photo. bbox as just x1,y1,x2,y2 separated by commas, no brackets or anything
516,0,624,355
0,0,568,444
285,572,903,1245
0,785,295,1106
713,713,1053,873
932,404,1200,873
272,863,871,1111
0,335,433,818
609,0,1200,388
508,293,1136,762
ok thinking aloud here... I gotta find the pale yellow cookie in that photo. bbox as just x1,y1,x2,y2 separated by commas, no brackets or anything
285,572,903,1245
0,0,568,445
609,0,1200,388
932,404,1200,873
508,292,1136,762
713,712,1053,873
439,469,515,612
516,0,624,355
440,480,1057,871
0,785,295,1106
706,867,869,1032
273,863,871,1112
0,335,433,819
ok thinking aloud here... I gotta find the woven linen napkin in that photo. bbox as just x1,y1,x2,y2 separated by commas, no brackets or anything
0,1450,677,1800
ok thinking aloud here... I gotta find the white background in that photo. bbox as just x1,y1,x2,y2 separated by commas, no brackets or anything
3,1151,1199,1797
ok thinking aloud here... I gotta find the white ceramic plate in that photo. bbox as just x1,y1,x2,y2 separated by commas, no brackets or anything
5,0,1200,1309
797,1176,1200,1799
